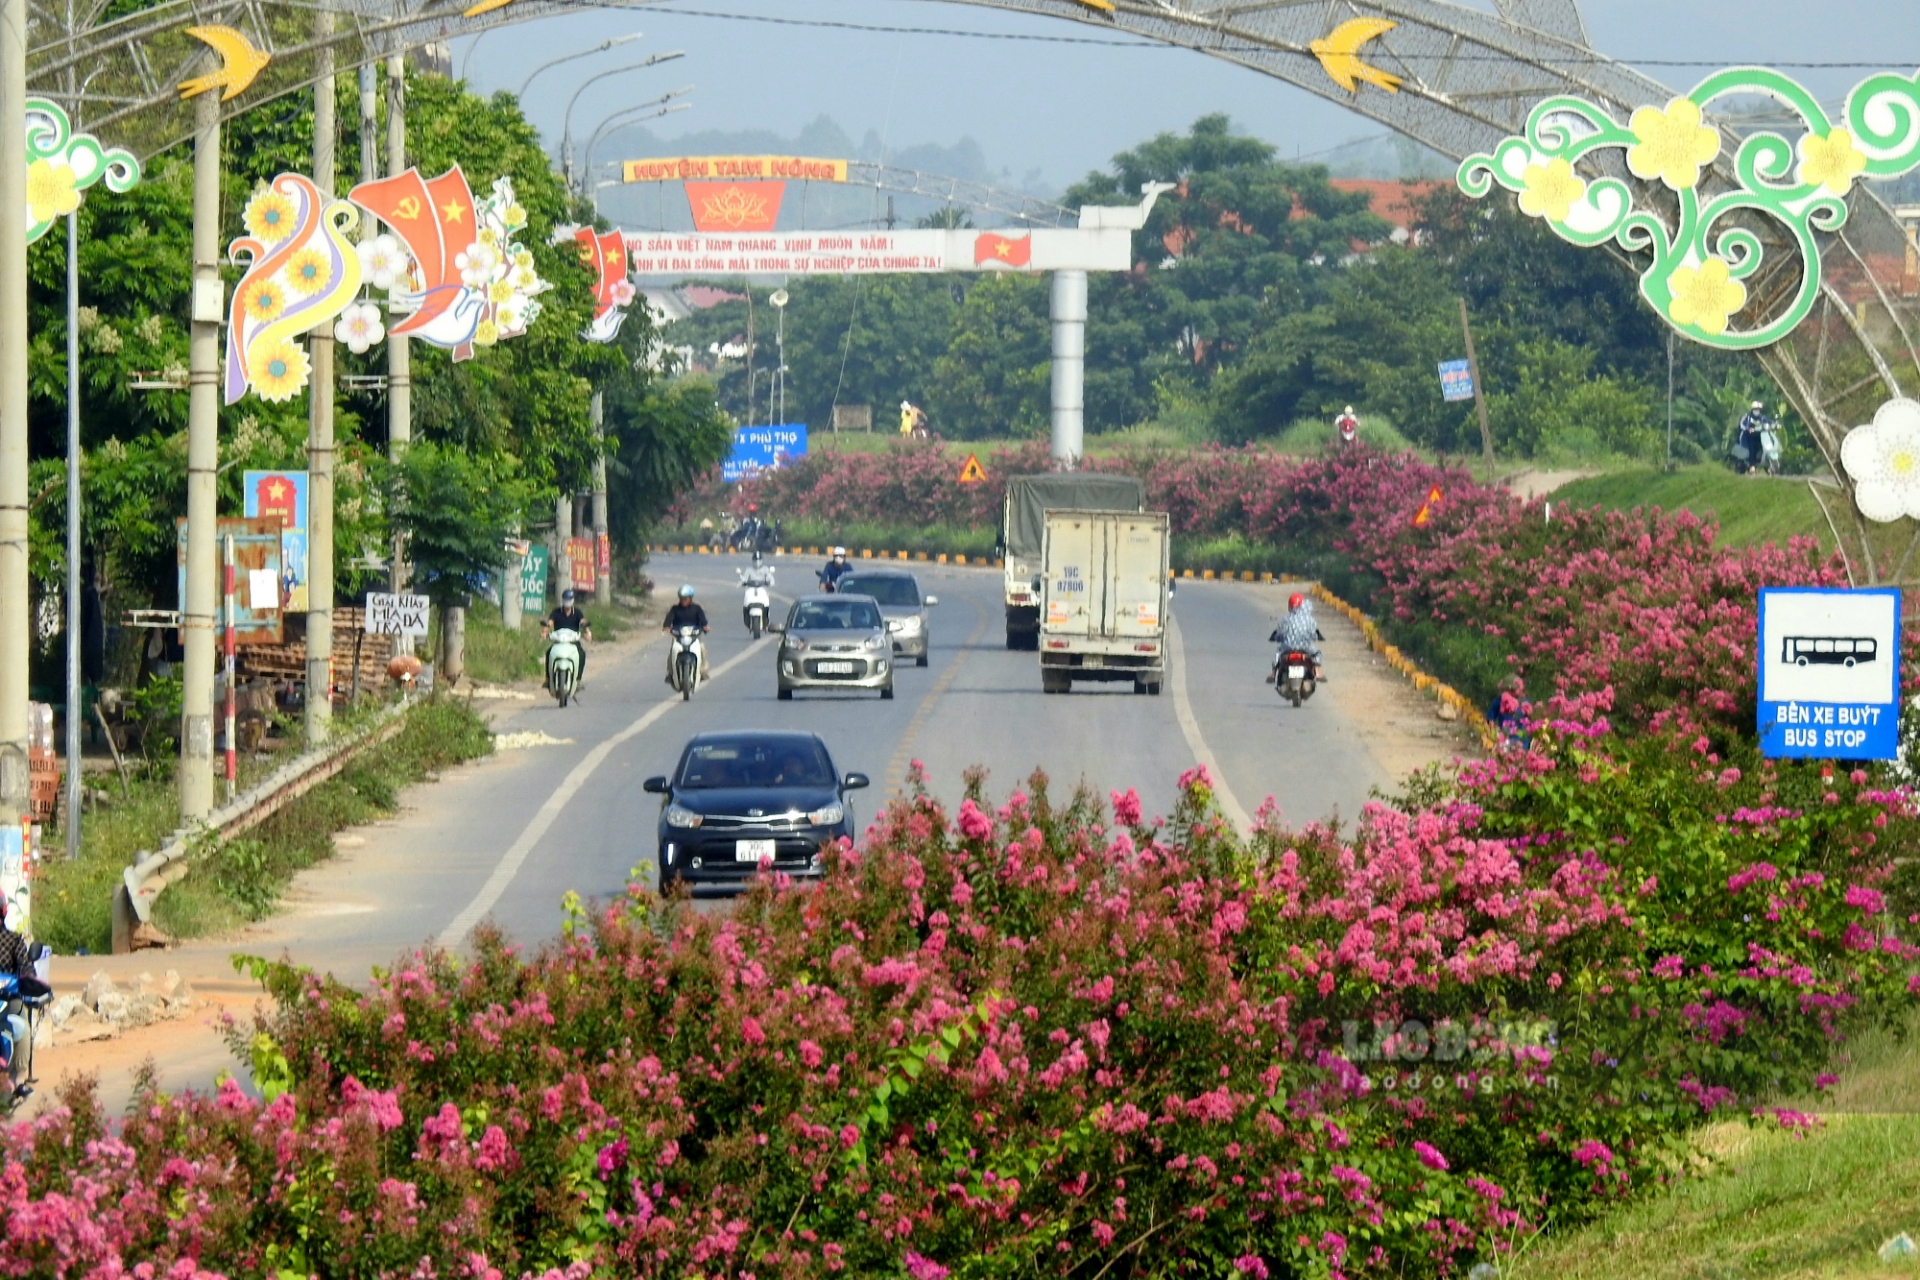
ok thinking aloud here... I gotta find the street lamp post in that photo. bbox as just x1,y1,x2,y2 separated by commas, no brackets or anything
769,288,789,427
582,93,692,186
387,47,411,592
517,32,644,98
559,53,685,190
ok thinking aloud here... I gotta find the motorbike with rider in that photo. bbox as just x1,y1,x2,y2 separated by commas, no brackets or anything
738,552,776,638
541,589,593,706
817,547,854,593
1269,592,1325,706
1335,405,1359,448
1733,401,1782,476
663,584,711,696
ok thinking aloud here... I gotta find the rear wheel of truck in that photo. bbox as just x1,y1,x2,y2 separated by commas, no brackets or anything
1042,671,1070,694
1147,681,1162,696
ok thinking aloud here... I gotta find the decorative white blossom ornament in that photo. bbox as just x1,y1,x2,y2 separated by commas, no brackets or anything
357,234,407,291
1840,397,1920,523
333,301,386,354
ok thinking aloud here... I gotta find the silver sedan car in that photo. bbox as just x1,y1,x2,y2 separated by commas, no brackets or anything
834,570,937,667
775,594,895,700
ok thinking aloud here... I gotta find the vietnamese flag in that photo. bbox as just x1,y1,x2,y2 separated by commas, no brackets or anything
974,232,1032,267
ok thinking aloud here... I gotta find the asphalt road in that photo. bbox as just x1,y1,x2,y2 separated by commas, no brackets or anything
246,553,1414,968
51,550,1471,1111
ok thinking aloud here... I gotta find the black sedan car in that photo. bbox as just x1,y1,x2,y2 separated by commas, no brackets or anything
645,731,869,892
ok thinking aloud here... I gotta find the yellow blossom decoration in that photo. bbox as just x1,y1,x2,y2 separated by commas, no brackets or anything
284,247,332,297
1798,128,1867,196
241,279,286,323
248,339,310,402
1666,256,1747,336
1627,97,1721,191
25,160,79,225
505,203,527,228
1517,156,1586,222
474,319,500,346
243,187,296,244
488,280,514,304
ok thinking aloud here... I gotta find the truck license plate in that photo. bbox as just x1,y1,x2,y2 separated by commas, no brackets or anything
736,839,776,861
816,661,855,674
1082,654,1104,667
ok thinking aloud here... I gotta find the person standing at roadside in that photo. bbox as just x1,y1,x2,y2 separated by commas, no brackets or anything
1335,406,1359,447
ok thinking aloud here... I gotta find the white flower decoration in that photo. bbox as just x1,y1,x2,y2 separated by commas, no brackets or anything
333,301,385,355
1841,397,1920,523
609,279,636,307
456,241,501,289
357,234,408,292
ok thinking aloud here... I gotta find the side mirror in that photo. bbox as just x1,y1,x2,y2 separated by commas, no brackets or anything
923,595,938,606
643,776,670,794
842,772,870,790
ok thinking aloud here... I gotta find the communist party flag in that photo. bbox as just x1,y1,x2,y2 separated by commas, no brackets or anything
252,473,299,529
348,166,477,334
1410,484,1443,528
574,226,627,313
974,232,1032,267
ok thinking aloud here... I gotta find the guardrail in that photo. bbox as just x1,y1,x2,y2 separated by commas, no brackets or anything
110,699,414,953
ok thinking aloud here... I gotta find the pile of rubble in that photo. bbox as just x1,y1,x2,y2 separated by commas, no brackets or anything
45,970,196,1045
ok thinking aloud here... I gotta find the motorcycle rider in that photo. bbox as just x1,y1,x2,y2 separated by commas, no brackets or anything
1270,592,1325,681
1335,405,1360,447
1734,401,1773,475
819,546,854,592
0,893,28,977
541,589,593,684
735,503,764,552
662,584,711,684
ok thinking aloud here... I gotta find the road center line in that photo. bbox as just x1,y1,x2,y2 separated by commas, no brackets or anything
882,589,991,796
435,637,765,948
1165,607,1254,834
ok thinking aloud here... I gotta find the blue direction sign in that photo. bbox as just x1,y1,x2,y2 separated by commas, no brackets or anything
1758,587,1901,759
1438,359,1475,403
723,424,809,482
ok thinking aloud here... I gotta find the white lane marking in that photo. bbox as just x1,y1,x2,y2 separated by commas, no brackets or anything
435,638,764,947
1165,608,1254,835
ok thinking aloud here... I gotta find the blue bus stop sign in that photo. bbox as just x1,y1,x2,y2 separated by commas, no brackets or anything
1758,587,1901,759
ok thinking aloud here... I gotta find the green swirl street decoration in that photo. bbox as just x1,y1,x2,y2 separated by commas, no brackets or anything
1458,67,1920,351
24,98,141,244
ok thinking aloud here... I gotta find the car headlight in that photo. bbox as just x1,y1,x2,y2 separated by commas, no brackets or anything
664,804,703,828
896,615,923,633
863,634,886,651
807,802,845,826
784,634,808,651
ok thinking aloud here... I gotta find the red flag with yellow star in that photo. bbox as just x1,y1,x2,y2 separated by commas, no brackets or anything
974,232,1032,267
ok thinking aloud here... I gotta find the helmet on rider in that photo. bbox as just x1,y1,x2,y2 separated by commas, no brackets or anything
561,589,576,604
748,503,758,513
1343,405,1354,414
832,546,847,560
678,584,696,599
1751,401,1765,411
1288,593,1305,610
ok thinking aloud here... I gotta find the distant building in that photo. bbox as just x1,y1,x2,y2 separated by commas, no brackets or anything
1327,179,1442,245
412,40,452,78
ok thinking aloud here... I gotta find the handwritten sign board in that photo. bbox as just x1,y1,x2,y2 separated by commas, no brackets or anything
364,592,430,637
1438,359,1475,403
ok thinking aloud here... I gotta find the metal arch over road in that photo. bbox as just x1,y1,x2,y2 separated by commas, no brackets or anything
29,0,1920,565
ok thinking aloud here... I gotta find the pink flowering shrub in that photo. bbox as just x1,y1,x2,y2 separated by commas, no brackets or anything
8,736,1913,1279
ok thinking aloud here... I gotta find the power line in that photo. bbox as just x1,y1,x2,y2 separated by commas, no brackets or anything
622,7,1912,67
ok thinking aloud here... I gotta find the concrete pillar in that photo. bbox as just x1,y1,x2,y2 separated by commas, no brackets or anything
553,493,572,604
501,541,523,630
386,49,411,592
306,14,336,744
180,88,221,819
1050,269,1087,468
443,604,465,684
592,390,611,603
0,0,29,826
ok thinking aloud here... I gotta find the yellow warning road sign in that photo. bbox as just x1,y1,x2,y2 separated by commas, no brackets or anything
957,453,988,485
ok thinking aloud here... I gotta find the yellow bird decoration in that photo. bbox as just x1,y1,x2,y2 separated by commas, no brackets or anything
461,0,517,17
1309,17,1402,94
178,25,271,101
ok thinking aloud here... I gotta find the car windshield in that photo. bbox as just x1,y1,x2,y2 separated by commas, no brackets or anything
837,576,920,607
790,599,882,630
679,740,835,789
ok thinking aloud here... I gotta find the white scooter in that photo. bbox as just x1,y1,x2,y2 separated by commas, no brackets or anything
546,628,582,707
668,626,705,701
738,557,776,639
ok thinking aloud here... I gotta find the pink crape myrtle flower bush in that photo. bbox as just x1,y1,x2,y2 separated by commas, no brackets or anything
7,740,1913,1279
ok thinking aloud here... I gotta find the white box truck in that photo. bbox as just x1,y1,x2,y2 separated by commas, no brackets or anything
1038,508,1171,695
1000,474,1144,650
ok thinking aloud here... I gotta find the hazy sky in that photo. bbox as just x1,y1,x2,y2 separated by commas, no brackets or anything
458,0,1908,193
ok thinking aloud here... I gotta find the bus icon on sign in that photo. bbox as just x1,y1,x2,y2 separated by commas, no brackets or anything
1783,636,1877,668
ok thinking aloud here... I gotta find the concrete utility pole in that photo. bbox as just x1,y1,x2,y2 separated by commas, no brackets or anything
1457,296,1496,484
307,15,336,744
553,493,571,606
180,85,222,820
592,391,610,603
1050,270,1087,467
0,0,30,830
386,48,411,592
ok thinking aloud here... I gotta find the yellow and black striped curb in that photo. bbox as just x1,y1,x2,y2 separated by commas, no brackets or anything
648,543,1290,582
1310,584,1498,750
